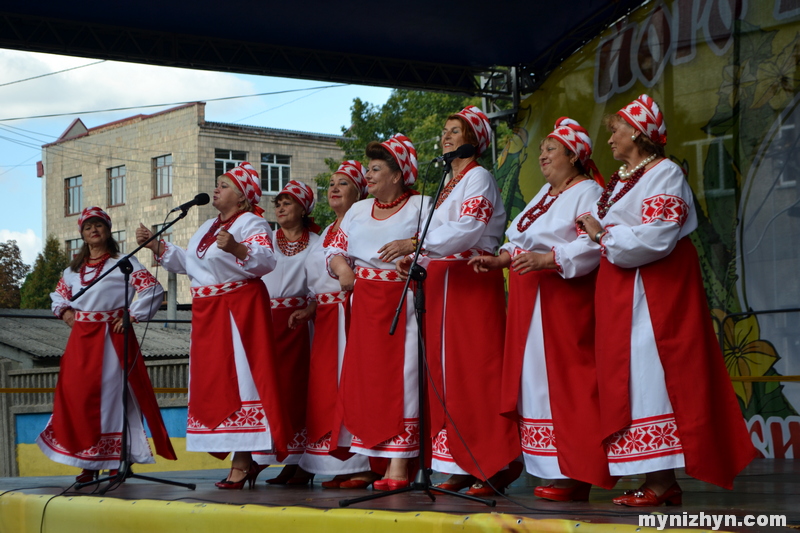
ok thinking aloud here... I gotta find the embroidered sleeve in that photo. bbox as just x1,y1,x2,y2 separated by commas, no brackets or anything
131,269,159,293
575,211,591,235
641,194,689,226
325,229,353,278
155,240,168,262
460,195,493,225
550,246,563,273
237,232,274,267
51,277,73,317
329,228,348,252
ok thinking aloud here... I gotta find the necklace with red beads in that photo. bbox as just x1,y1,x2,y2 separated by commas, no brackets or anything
435,161,479,209
516,175,577,232
196,210,246,258
596,156,656,219
374,190,412,209
79,253,111,285
276,228,310,256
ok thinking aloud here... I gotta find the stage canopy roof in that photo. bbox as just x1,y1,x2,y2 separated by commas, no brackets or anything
0,0,643,96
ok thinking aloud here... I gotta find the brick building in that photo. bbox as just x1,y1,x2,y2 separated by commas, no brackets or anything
39,102,342,303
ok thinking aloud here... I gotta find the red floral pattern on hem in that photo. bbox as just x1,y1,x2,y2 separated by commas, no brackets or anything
187,400,267,434
520,417,558,456
431,429,456,463
39,425,125,461
305,431,333,455
351,418,420,452
605,413,683,462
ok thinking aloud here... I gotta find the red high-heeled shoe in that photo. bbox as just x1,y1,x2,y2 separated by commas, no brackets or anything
215,461,261,490
534,481,591,502
75,469,98,483
373,477,410,491
613,483,682,506
321,475,351,489
338,479,375,489
432,475,475,493
465,461,523,496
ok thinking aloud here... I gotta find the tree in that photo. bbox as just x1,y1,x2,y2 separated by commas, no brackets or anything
0,240,31,308
20,235,69,309
312,89,491,228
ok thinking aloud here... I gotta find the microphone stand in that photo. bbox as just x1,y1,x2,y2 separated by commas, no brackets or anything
73,208,196,493
339,157,495,508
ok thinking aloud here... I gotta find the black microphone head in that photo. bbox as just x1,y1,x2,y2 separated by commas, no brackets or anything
457,144,476,158
195,193,210,206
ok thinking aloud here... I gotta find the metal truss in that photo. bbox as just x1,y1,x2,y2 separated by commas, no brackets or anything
0,12,484,95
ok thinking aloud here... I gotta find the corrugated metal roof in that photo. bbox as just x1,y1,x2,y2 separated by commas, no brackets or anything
0,309,191,360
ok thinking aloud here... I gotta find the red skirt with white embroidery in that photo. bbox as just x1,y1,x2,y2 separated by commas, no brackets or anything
595,237,757,489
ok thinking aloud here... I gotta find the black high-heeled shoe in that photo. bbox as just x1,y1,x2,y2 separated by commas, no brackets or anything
215,461,261,490
285,471,315,486
265,464,297,485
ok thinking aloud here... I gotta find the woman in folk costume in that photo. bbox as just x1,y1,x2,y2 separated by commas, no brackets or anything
580,95,757,506
40,207,176,483
471,117,614,501
327,134,431,490
255,180,320,485
299,161,374,488
136,162,290,490
396,106,520,496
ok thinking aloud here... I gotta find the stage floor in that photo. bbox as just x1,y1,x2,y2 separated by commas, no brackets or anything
1,459,797,532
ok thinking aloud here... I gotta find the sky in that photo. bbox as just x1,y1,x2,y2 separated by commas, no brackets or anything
0,49,392,266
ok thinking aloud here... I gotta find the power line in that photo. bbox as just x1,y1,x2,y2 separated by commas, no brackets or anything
0,60,106,88
0,85,347,122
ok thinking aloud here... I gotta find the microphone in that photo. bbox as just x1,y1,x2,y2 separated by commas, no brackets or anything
432,143,476,164
169,193,210,213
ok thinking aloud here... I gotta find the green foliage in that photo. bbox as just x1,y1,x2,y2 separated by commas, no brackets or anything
311,89,495,227
0,240,31,308
740,367,799,420
20,235,69,309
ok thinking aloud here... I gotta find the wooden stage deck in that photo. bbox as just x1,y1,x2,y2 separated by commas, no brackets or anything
1,459,797,532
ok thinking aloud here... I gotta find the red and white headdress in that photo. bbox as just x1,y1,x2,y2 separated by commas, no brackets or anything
334,160,368,200
279,180,316,214
223,162,262,207
617,94,667,146
380,133,418,186
548,117,593,165
547,117,604,186
78,206,111,229
455,105,492,156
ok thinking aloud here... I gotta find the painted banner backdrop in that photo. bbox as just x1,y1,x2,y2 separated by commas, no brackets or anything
494,0,800,458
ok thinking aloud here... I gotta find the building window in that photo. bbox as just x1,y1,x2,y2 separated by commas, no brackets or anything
108,165,126,206
771,124,798,188
215,149,247,178
65,176,83,215
65,238,82,259
683,135,734,198
111,230,127,254
261,154,291,193
153,155,173,197
151,223,173,265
